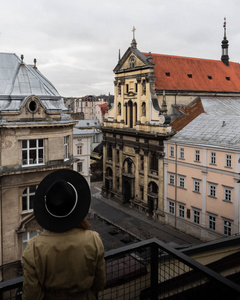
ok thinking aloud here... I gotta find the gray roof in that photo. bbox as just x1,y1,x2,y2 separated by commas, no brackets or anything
201,97,240,116
0,53,67,112
171,97,240,149
75,119,101,128
73,128,95,136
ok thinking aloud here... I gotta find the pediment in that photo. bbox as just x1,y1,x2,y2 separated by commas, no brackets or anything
19,95,48,121
114,47,153,73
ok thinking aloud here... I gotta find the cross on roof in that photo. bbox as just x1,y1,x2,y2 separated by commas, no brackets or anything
132,26,136,39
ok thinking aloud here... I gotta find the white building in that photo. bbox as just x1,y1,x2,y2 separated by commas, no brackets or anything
73,128,94,185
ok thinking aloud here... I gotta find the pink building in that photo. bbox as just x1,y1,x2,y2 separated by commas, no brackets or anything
164,97,240,241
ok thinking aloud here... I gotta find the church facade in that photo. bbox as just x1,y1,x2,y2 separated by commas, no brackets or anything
102,23,240,224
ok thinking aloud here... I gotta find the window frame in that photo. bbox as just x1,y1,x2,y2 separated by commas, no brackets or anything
179,147,185,159
77,162,83,173
178,176,185,189
22,139,44,166
223,187,232,202
64,136,70,160
22,185,37,212
208,215,216,231
210,152,216,165
22,231,38,252
193,179,200,193
169,146,175,158
223,220,232,236
77,145,82,155
178,204,185,218
195,150,200,162
169,174,175,185
208,183,217,198
169,201,175,215
225,154,232,168
193,209,200,224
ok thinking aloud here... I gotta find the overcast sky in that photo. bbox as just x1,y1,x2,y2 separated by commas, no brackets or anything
0,0,239,97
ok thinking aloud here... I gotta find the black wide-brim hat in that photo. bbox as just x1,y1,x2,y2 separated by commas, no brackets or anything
34,169,91,233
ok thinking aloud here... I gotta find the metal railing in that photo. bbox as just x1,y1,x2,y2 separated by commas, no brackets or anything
1,238,240,299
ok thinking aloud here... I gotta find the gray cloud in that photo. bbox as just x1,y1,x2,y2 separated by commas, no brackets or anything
0,0,239,97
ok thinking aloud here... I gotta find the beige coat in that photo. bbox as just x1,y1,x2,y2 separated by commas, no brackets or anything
22,228,106,300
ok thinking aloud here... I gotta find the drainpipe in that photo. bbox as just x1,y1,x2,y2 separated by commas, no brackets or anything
174,143,177,228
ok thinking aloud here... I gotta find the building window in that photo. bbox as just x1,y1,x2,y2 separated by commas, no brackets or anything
193,210,200,224
22,185,37,211
170,146,174,158
169,201,175,215
195,150,200,162
77,162,83,173
169,174,175,185
210,152,216,165
179,147,184,159
193,180,200,193
22,231,38,252
135,83,138,93
179,204,185,218
224,188,232,202
22,139,44,166
150,152,158,172
209,184,217,198
64,136,69,160
225,154,232,168
179,176,185,189
126,84,129,94
118,103,121,115
208,215,216,231
223,220,232,236
77,145,82,155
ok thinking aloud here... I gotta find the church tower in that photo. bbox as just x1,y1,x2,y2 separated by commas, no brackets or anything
221,18,229,66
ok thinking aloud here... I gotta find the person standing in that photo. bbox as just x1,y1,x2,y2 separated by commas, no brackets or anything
22,169,106,300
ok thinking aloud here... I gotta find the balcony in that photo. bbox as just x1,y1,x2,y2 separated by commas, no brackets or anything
1,238,240,299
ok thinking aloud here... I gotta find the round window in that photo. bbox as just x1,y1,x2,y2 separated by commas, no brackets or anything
29,100,37,112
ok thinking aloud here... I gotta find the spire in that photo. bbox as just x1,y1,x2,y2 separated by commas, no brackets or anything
131,26,137,48
221,17,229,66
118,49,121,61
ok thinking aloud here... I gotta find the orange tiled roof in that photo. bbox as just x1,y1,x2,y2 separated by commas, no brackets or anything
170,98,205,133
98,102,108,114
143,53,240,93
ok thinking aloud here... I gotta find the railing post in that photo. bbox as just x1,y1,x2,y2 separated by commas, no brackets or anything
150,243,158,300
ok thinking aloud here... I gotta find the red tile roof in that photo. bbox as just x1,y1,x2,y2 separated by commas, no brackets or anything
98,102,108,114
143,53,240,93
170,98,205,133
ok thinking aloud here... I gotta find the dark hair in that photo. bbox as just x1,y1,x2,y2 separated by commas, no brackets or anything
76,218,91,230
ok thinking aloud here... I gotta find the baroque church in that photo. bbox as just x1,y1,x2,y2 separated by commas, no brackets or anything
102,22,240,221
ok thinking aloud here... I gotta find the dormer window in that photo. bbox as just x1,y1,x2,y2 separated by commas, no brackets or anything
129,56,136,68
187,74,192,78
208,75,212,80
165,72,170,77
226,76,230,81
